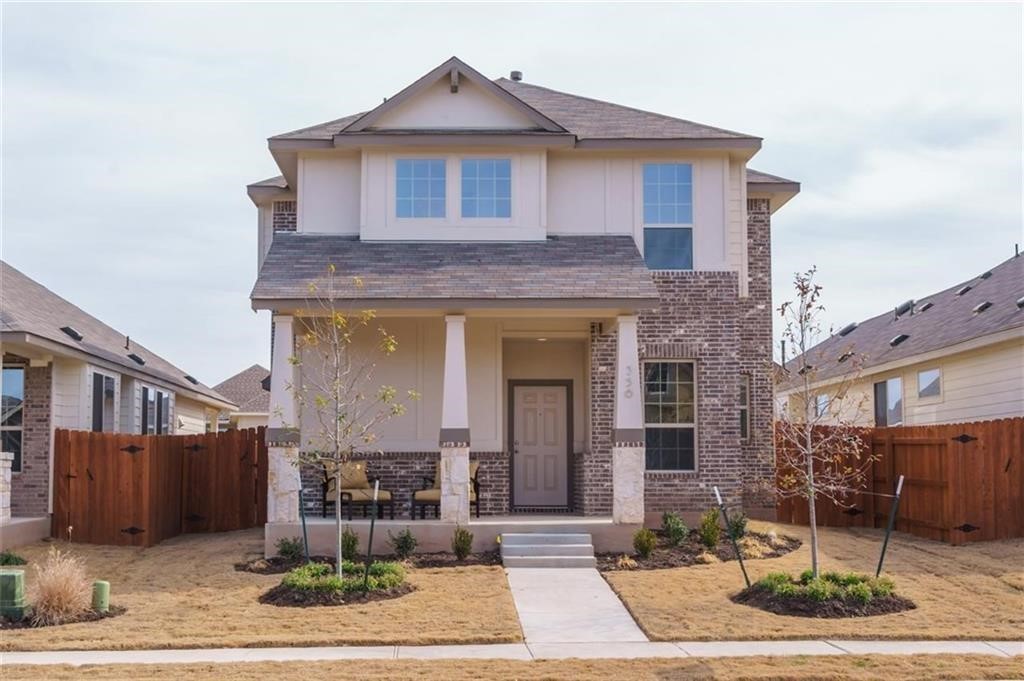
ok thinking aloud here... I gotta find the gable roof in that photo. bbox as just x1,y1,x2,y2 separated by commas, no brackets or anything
213,364,270,414
781,253,1024,388
0,261,235,409
251,234,659,308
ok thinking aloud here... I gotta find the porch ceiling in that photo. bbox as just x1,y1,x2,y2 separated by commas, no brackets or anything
251,233,660,312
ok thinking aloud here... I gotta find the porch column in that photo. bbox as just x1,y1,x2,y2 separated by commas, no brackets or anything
612,315,645,524
267,314,300,524
439,314,470,525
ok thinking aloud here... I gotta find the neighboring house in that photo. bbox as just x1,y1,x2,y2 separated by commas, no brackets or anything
0,260,236,527
247,57,799,532
777,252,1024,427
213,364,270,430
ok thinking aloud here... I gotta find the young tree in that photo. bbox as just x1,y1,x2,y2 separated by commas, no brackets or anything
286,265,419,579
774,267,874,578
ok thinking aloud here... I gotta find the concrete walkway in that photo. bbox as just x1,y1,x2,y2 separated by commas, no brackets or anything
3,640,1020,666
505,567,647,643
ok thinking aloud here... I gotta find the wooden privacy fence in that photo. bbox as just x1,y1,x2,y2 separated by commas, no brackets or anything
52,427,267,547
777,418,1024,545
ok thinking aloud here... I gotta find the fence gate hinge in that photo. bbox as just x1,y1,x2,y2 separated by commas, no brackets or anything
841,507,864,516
121,444,145,454
951,433,977,443
953,523,979,533
121,526,145,535
184,444,205,453
185,514,205,523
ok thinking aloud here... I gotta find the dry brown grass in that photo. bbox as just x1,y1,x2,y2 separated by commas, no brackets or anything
3,655,1022,680
1,529,521,651
29,546,93,626
606,521,1024,641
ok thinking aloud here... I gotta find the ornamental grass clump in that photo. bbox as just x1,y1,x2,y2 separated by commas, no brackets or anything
633,528,657,559
451,526,473,561
341,526,360,561
698,508,721,549
30,546,93,626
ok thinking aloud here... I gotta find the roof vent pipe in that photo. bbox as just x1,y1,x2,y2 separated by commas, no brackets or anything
510,70,523,82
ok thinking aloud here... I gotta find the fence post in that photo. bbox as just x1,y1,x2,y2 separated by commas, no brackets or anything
875,474,904,577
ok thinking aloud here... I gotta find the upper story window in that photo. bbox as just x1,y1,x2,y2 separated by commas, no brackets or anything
396,159,445,218
873,377,903,427
642,163,693,270
461,159,511,218
1,365,25,472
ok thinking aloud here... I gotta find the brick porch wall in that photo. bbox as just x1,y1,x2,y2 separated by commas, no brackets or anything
10,364,52,517
298,451,510,519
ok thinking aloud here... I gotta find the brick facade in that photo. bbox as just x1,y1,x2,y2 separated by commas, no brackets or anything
272,201,297,232
10,363,52,517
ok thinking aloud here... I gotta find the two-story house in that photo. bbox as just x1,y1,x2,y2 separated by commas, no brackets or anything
248,58,799,546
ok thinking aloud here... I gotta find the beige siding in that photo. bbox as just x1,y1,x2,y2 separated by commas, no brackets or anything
174,395,208,435
51,358,86,430
785,337,1024,426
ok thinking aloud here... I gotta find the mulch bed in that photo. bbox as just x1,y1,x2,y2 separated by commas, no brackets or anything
259,583,416,608
0,605,126,629
597,531,801,571
731,584,916,618
237,550,501,574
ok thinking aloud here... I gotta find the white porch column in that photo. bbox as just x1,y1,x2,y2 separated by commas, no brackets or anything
439,314,470,525
612,315,645,524
267,314,300,524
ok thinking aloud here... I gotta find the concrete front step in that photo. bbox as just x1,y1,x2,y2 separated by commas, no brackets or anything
502,555,598,568
500,533,592,546
501,543,595,557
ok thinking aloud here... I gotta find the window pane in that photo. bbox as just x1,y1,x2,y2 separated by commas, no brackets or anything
873,381,887,426
1,367,24,427
645,426,695,471
643,228,693,270
887,377,903,425
396,159,445,217
461,159,511,219
161,394,171,434
92,373,104,432
918,369,941,398
103,376,115,432
642,163,694,226
1,430,21,472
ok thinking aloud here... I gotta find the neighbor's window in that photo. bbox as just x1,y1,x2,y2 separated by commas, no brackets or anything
917,368,941,398
141,386,169,435
91,372,116,433
815,394,831,418
396,159,445,218
642,163,694,270
739,375,750,441
461,159,511,218
1,365,25,472
873,377,903,426
643,361,696,471
160,392,171,434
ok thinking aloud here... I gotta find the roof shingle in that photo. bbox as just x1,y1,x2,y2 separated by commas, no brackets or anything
213,364,270,414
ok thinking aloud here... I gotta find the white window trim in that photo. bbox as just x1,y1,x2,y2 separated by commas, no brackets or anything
916,367,943,402
386,153,519,229
89,368,119,433
1,363,25,474
643,359,698,473
636,160,697,271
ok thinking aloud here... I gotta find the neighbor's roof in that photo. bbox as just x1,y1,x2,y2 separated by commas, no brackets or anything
251,234,659,306
781,254,1024,388
0,261,235,409
213,364,270,414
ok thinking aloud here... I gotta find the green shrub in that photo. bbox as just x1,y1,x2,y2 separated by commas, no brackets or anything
661,512,689,547
799,568,815,584
845,581,873,604
282,560,405,594
758,572,791,592
775,582,798,598
805,578,839,602
726,512,748,540
275,536,304,562
341,526,360,560
698,508,721,549
387,528,418,559
633,528,658,559
0,550,27,566
868,576,895,597
823,571,864,587
451,526,473,561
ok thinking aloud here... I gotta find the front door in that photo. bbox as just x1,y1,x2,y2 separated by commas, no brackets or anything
512,384,569,508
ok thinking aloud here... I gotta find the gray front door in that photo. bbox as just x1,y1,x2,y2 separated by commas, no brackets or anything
512,384,569,508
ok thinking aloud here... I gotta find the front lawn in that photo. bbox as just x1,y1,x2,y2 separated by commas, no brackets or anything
605,521,1024,640
0,529,522,651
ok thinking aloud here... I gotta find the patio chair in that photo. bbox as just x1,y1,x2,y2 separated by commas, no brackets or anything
411,460,480,519
322,460,395,520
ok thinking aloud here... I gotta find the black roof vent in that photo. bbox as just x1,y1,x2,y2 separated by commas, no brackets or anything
837,322,858,337
889,334,910,347
973,301,993,314
797,364,813,375
895,299,915,317
979,270,993,280
918,301,934,312
1017,296,1024,309
838,351,855,363
184,375,198,385
60,326,84,341
956,285,972,296
128,353,146,366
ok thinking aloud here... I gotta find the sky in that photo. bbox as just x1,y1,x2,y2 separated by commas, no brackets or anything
2,2,1021,385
